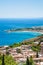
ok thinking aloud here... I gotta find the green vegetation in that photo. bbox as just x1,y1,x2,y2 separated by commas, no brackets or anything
0,54,35,65
32,42,41,58
29,56,34,65
2,54,5,65
32,45,40,52
26,57,30,65
0,55,2,65
25,56,35,65
22,41,34,45
5,55,17,65
0,55,17,65
9,41,34,48
9,43,22,48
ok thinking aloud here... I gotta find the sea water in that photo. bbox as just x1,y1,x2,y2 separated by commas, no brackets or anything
0,18,43,46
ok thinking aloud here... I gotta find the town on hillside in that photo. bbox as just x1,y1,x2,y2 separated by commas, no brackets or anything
0,35,43,65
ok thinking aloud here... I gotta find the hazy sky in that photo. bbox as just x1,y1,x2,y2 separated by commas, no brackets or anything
0,0,43,18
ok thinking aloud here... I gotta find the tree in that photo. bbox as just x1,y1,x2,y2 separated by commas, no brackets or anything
5,55,17,65
2,54,5,65
26,56,30,65
36,52,39,58
29,56,34,65
32,42,41,58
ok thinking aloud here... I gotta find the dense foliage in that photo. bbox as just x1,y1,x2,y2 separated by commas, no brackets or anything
0,55,17,65
9,43,22,48
32,43,40,52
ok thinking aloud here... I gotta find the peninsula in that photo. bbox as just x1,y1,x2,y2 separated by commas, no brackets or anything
4,26,43,33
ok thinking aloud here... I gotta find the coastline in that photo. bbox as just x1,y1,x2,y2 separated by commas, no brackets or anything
0,27,43,46
4,27,43,34
4,30,43,34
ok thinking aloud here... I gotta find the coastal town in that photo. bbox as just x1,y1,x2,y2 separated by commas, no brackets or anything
0,35,43,65
0,0,43,65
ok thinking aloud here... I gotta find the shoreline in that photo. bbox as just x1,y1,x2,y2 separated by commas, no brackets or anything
4,30,43,34
4,27,43,34
0,27,43,47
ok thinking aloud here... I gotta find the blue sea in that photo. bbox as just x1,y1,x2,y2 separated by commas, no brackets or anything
0,18,43,46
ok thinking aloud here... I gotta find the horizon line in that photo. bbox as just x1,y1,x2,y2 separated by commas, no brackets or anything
0,17,43,19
